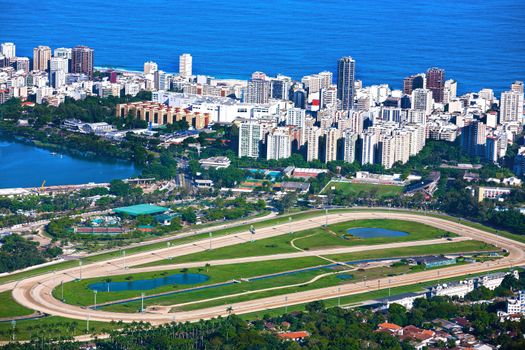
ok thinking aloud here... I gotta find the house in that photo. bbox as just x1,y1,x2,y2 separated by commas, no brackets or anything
277,331,309,342
400,325,435,349
377,322,403,335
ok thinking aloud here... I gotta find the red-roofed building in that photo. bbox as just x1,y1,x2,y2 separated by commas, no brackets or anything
377,322,403,335
278,331,310,342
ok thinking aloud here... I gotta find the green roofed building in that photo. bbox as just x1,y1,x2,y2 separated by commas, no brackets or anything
113,204,169,216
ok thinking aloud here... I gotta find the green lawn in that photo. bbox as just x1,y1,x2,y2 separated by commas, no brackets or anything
321,181,403,197
143,219,454,266
2,207,523,286
174,264,428,312
53,257,327,307
55,239,494,313
324,240,498,261
295,219,454,249
99,264,416,313
0,291,34,318
0,209,352,286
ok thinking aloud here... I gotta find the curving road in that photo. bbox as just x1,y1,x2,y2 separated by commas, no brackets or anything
10,211,525,325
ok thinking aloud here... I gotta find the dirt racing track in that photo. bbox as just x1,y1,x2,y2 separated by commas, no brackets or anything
10,211,525,325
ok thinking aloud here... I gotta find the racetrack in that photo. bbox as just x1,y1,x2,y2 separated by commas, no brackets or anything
10,211,525,325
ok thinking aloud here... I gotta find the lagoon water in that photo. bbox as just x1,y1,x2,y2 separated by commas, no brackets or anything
346,227,408,239
1,0,524,94
0,139,137,188
88,273,210,292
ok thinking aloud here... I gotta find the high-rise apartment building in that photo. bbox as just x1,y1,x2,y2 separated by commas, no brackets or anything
270,75,291,100
361,131,377,165
412,88,433,115
238,120,264,158
321,85,338,108
179,53,192,79
325,128,340,163
285,108,306,128
403,74,425,95
305,126,322,162
443,79,457,104
246,78,271,104
54,48,72,60
71,45,94,79
318,71,333,89
1,42,16,59
266,127,291,160
343,130,358,163
426,67,445,103
15,57,30,74
144,61,158,75
511,81,524,95
337,56,356,110
302,74,322,94
33,46,52,71
461,120,486,157
500,91,523,123
378,135,396,169
49,57,69,88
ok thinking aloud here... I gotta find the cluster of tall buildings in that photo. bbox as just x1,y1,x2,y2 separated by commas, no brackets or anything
234,58,523,170
0,42,523,172
0,42,94,104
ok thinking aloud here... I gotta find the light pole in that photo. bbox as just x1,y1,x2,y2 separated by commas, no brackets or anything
141,293,145,312
288,217,292,235
79,260,82,281
388,279,391,297
93,290,98,309
123,250,127,270
209,232,212,251
61,280,64,301
11,320,15,341
86,314,90,332
324,209,328,228
284,296,288,313
337,287,341,307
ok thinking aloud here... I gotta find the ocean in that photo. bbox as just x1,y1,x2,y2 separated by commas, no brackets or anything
1,0,524,94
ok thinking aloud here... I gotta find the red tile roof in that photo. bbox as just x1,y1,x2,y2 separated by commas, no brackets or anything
278,331,309,340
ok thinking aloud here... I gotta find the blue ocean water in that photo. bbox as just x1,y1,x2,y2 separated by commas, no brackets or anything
1,0,524,94
0,138,137,188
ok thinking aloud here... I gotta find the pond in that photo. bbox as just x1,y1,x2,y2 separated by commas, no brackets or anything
346,227,408,239
336,274,353,280
88,273,210,292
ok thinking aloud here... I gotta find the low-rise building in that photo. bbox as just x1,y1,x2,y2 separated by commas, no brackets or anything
478,187,512,202
198,156,231,169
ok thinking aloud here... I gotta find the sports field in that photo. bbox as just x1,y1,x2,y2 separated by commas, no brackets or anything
321,180,404,197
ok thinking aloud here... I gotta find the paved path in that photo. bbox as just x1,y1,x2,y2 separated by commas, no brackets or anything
9,211,525,325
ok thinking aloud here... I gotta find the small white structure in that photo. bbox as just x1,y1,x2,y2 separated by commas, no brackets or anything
199,156,231,169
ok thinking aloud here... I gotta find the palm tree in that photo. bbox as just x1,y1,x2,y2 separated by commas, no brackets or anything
226,306,233,315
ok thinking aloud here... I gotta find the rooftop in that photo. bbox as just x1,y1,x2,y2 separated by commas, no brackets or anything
113,204,169,216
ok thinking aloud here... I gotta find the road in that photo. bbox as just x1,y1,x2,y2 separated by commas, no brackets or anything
9,211,525,325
